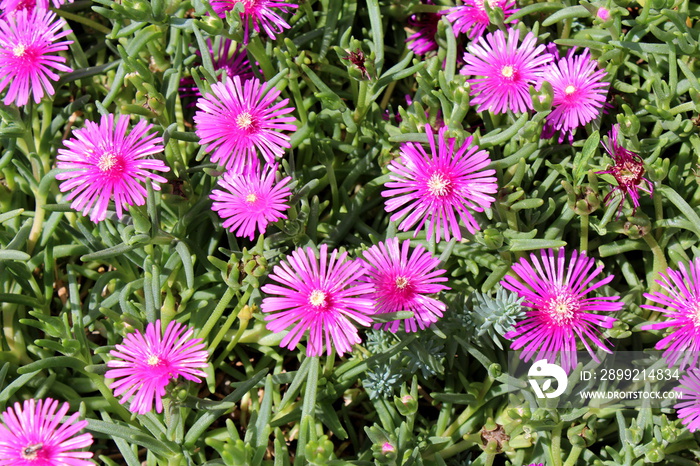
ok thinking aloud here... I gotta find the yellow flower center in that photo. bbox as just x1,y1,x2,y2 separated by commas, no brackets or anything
309,290,326,307
501,65,514,78
13,44,26,57
21,444,43,460
246,193,257,203
395,276,409,289
98,152,117,172
146,354,160,366
236,111,254,130
565,85,576,95
427,173,451,197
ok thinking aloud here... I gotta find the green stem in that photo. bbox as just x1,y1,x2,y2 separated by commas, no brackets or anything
580,214,589,252
294,356,320,466
563,445,584,466
197,287,237,341
551,425,563,466
642,233,668,312
207,287,252,353
353,80,370,124
442,375,494,438
27,193,46,255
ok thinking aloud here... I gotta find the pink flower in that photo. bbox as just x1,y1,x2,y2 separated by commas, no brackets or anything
362,238,450,332
406,11,443,55
674,369,700,432
210,0,297,43
541,48,609,143
194,75,296,172
597,124,652,215
0,398,93,466
382,125,498,243
640,258,700,370
55,114,170,222
261,244,375,356
445,0,517,39
461,28,552,114
0,9,72,106
596,7,611,21
210,163,292,240
502,248,623,373
105,320,209,415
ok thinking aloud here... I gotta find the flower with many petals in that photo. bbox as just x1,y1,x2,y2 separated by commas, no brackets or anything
0,398,93,466
105,320,209,415
382,125,497,243
461,28,552,114
0,8,72,106
641,258,700,370
210,0,297,43
674,369,700,432
503,248,623,373
406,11,443,55
597,124,652,215
211,163,292,240
446,0,517,39
194,75,296,172
56,114,170,222
541,47,609,143
362,238,450,332
261,244,375,356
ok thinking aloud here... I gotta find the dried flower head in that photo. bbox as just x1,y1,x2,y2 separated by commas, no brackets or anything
0,398,93,466
344,48,370,79
597,124,652,215
55,114,170,222
502,248,623,373
0,8,72,106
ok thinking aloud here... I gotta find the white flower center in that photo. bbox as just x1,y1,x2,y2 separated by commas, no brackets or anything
21,444,43,460
427,173,451,197
565,85,576,95
98,152,117,172
501,65,515,78
245,193,257,203
395,276,409,289
13,44,26,57
236,111,254,130
547,294,578,325
146,354,160,366
309,290,326,307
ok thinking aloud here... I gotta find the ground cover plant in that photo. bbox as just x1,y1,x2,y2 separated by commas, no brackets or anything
2,0,700,464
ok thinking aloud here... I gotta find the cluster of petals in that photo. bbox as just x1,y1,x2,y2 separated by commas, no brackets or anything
541,48,609,142
0,0,72,14
674,369,700,432
194,75,296,173
210,162,292,240
105,320,209,415
0,398,93,466
461,28,553,114
209,0,297,43
502,248,623,373
446,0,517,39
0,8,72,106
382,125,497,243
56,114,170,222
406,10,443,55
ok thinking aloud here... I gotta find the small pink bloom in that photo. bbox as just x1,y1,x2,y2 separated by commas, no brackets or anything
503,248,623,373
194,75,296,172
362,238,450,332
674,369,700,432
445,0,517,39
406,11,443,55
461,28,552,114
0,398,93,466
541,48,609,143
641,258,700,370
105,320,209,415
210,0,297,43
596,7,611,21
0,8,72,106
211,163,292,240
56,114,170,222
382,125,498,243
261,244,375,356
597,124,652,215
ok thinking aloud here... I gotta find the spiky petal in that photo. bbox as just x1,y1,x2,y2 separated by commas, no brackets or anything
674,369,700,432
210,0,297,43
445,0,517,39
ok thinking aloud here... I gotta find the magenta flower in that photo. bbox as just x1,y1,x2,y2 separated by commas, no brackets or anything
105,320,209,415
406,11,443,55
211,163,292,240
0,398,93,466
382,125,497,243
210,0,297,43
55,114,170,222
0,9,72,106
502,248,623,373
0,0,47,16
541,48,609,143
461,28,553,114
597,124,652,215
445,0,517,39
674,369,700,432
180,38,254,104
261,244,375,357
362,238,450,332
640,258,700,370
194,75,296,172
